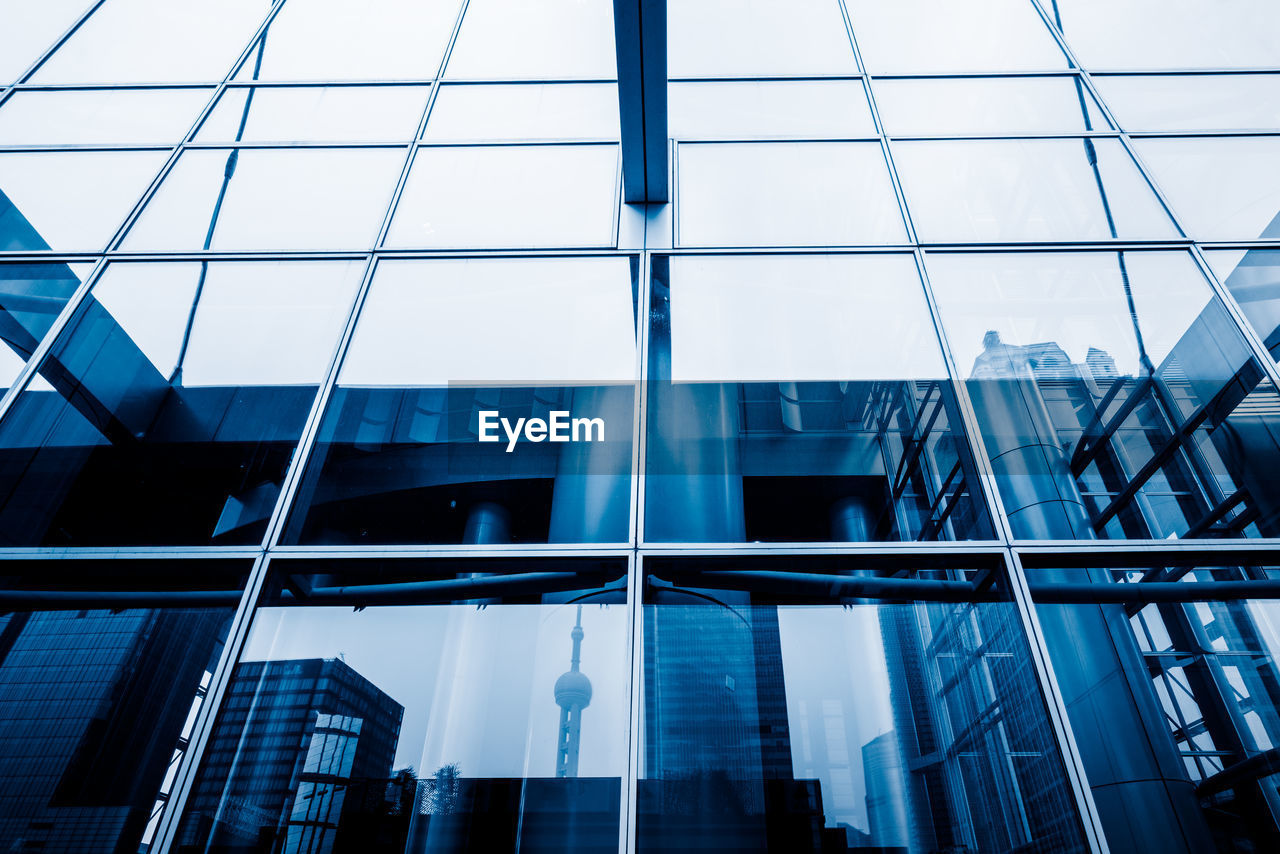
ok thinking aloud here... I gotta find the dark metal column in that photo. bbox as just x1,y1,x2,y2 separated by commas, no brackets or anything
613,0,667,203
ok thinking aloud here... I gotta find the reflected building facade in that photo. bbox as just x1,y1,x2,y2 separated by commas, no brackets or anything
177,657,404,854
2,1,1280,853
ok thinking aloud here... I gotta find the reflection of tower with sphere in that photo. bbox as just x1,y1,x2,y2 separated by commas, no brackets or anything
554,604,592,778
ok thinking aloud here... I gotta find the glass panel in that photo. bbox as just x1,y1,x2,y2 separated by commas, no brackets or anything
0,561,245,854
0,262,93,393
846,0,1068,74
0,260,363,546
1034,563,1280,851
0,0,93,83
927,250,1280,540
31,0,269,83
1094,74,1280,132
233,0,460,81
645,254,992,543
874,76,1110,135
386,145,618,249
1051,0,1280,70
1133,136,1280,241
0,150,167,252
669,80,875,140
676,142,907,247
1205,249,1280,364
639,561,1089,852
285,257,637,545
177,561,628,853
445,0,616,80
123,147,404,251
0,88,212,146
893,138,1178,243
668,0,856,77
197,85,430,143
424,83,619,142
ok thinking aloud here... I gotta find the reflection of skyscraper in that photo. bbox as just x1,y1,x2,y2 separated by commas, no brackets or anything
878,600,1086,854
176,658,403,854
0,607,227,853
554,605,592,778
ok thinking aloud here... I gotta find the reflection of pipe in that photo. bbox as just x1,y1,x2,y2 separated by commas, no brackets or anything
672,570,991,603
646,284,745,541
830,495,876,542
547,385,632,542
1029,579,1280,603
0,571,617,611
462,501,510,545
778,382,803,432
967,346,1092,539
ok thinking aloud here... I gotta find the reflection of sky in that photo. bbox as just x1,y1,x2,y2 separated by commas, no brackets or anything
931,251,1214,376
241,602,627,778
777,606,896,834
88,261,363,386
669,254,948,383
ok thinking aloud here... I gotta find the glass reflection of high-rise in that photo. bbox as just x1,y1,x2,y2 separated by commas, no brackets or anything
2,1,1280,852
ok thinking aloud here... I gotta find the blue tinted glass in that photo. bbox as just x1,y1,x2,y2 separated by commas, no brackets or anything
0,262,92,391
0,261,362,546
285,257,637,545
639,562,1088,852
0,560,245,853
645,254,992,543
178,561,628,853
1035,563,1280,851
929,250,1280,541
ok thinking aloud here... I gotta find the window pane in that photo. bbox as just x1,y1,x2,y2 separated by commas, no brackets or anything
424,83,619,142
1052,0,1280,70
0,262,92,392
668,0,856,77
123,147,404,251
645,254,991,543
0,561,245,854
386,145,619,249
0,150,166,252
196,85,429,143
893,138,1178,243
1133,136,1280,241
1036,563,1280,852
669,80,875,139
676,142,906,247
0,88,212,146
847,0,1068,74
285,257,636,545
0,260,363,546
639,561,1088,852
874,76,1110,135
928,250,1280,540
233,0,459,82
31,0,268,83
1095,74,1280,132
445,0,616,80
179,561,627,854
0,0,93,83
1205,248,1280,364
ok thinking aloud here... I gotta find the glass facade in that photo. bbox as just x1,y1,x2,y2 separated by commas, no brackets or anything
1,1,1280,852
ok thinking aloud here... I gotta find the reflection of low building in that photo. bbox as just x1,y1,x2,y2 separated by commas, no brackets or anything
176,658,403,853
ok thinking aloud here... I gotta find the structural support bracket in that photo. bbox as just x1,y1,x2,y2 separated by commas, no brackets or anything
613,0,668,203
